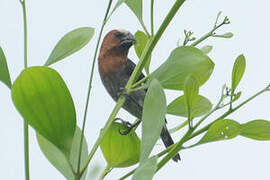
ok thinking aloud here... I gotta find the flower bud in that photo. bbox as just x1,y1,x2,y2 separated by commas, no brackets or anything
100,122,141,168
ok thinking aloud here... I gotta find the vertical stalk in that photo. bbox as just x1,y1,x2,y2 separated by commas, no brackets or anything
150,0,154,36
76,0,114,176
19,0,29,179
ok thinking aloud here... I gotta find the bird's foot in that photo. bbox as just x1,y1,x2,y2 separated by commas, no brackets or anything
119,120,141,135
115,118,141,135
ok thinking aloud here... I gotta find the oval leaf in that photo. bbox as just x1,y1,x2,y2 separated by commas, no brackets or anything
231,54,246,92
140,79,166,163
132,156,158,180
45,27,95,66
37,127,88,180
11,66,76,155
0,46,12,88
150,46,215,90
135,30,152,74
241,120,270,140
167,95,212,118
198,119,241,145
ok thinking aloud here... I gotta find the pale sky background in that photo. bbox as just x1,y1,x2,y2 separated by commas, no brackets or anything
0,0,270,179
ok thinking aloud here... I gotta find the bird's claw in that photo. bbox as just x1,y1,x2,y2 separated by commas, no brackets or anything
115,118,133,135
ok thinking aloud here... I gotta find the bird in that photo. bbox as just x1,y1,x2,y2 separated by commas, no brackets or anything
98,29,180,162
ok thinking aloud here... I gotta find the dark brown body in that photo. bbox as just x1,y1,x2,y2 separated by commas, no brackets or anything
98,30,180,162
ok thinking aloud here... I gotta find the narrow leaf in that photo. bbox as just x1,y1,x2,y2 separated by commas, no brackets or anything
45,27,95,66
150,46,215,90
12,66,76,155
167,95,212,118
135,30,151,74
125,0,143,22
213,32,234,38
109,0,143,23
184,76,199,111
200,45,213,54
231,55,246,92
0,47,12,88
37,127,88,180
241,120,270,140
140,79,166,163
198,119,241,145
132,156,158,180
232,91,241,102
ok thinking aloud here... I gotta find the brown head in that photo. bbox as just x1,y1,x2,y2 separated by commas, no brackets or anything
98,29,136,78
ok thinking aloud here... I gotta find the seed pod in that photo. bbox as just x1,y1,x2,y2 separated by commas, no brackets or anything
100,122,141,168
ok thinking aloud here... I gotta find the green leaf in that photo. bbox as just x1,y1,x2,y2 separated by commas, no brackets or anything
100,122,140,168
125,0,143,22
140,79,166,163
198,119,241,145
0,46,12,88
231,55,246,92
11,66,76,155
132,156,158,180
184,76,199,111
37,127,88,180
45,27,95,66
109,0,143,22
200,45,213,54
167,95,212,118
213,32,234,38
232,91,241,102
135,30,151,74
150,46,214,90
241,120,270,140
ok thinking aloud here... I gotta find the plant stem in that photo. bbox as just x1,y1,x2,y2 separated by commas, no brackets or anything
141,22,151,37
191,21,228,47
131,75,150,89
98,164,111,180
151,0,154,36
20,0,30,179
76,0,114,176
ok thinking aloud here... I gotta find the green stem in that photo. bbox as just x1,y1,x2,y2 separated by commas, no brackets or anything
98,164,111,180
20,0,30,179
191,22,227,47
76,0,114,176
141,21,151,37
131,75,150,89
151,0,154,36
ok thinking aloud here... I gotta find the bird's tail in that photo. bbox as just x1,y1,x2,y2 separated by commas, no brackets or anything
160,124,181,162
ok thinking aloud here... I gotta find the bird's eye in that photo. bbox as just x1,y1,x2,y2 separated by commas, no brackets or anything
114,32,124,38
